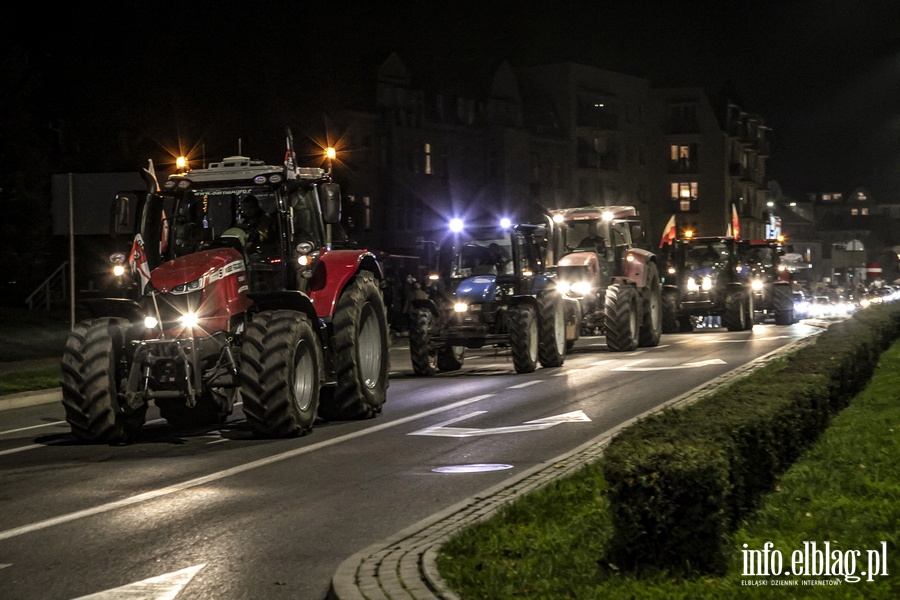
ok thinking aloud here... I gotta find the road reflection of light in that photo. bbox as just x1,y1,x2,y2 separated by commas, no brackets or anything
432,464,513,474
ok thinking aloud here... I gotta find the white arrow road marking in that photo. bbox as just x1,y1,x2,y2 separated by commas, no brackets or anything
409,410,591,438
613,358,726,372
71,564,205,600
508,380,543,389
0,563,10,570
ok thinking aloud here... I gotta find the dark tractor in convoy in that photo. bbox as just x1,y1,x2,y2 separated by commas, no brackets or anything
659,235,754,332
549,206,662,352
60,131,390,443
743,238,795,325
407,219,577,375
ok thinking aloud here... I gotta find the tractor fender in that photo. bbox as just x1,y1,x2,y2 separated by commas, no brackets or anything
507,294,539,309
247,290,320,327
306,249,383,320
620,248,656,288
409,297,441,318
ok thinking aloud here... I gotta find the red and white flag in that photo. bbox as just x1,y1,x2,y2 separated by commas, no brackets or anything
731,204,741,241
129,233,152,293
659,214,677,248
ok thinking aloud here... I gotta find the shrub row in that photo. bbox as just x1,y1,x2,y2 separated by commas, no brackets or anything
600,303,900,575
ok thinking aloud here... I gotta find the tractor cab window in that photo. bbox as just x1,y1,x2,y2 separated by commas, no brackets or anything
685,242,728,272
453,232,512,277
566,220,606,253
290,187,326,247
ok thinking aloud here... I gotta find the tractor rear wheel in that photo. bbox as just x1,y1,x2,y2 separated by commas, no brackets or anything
773,283,794,325
638,263,662,347
509,304,539,373
241,310,322,437
318,271,390,420
62,318,145,444
604,284,639,352
537,291,566,368
409,308,439,375
723,289,747,331
661,288,679,334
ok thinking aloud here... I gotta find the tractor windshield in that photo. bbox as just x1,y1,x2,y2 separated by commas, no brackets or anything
684,241,729,274
564,220,606,252
169,186,277,257
451,229,513,278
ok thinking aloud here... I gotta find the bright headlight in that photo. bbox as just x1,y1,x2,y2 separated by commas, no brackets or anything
144,316,159,329
701,276,712,291
454,302,468,313
557,281,571,294
686,278,699,292
571,281,592,296
112,264,126,277
751,279,764,291
179,312,199,328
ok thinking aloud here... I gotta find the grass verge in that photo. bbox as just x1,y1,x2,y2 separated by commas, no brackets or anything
436,342,900,598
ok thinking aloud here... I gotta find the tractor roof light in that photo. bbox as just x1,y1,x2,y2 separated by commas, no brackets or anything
449,218,464,233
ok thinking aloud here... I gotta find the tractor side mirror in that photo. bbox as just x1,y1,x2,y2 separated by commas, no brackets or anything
321,182,342,224
112,193,138,236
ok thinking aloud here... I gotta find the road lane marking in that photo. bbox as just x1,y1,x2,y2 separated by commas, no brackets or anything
613,358,727,371
72,564,205,600
410,410,591,437
508,380,543,389
0,421,66,436
0,394,495,541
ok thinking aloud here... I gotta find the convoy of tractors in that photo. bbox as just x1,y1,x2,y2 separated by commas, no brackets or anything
58,130,801,444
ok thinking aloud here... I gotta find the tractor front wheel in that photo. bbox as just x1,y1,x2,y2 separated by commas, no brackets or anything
241,310,322,437
604,284,639,352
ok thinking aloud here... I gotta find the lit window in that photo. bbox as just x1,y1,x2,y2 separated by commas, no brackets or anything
424,142,432,175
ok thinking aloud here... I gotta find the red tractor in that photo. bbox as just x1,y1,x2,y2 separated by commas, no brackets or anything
60,130,390,443
549,206,662,352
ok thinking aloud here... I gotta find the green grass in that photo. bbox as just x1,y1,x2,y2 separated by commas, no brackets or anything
0,307,74,395
437,343,900,599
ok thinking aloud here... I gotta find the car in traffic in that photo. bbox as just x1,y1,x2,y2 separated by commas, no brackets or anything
809,295,834,318
791,291,810,320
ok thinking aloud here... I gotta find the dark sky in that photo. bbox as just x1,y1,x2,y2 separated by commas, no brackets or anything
13,0,900,201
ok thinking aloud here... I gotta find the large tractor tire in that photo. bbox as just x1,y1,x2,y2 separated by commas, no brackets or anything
437,345,465,372
661,288,679,334
318,271,390,421
241,310,322,438
409,308,439,376
62,318,146,444
509,304,539,373
537,291,566,368
772,283,794,325
723,289,748,331
638,263,662,347
604,284,639,352
744,291,755,330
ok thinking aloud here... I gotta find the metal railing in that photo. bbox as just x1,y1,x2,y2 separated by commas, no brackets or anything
25,262,68,310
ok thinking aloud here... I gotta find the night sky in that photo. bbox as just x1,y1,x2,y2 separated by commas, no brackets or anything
11,0,900,202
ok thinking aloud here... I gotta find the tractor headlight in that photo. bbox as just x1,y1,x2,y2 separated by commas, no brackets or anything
701,276,712,291
454,302,469,313
751,279,764,291
571,281,592,296
112,264,126,277
144,316,159,329
557,281,571,295
178,311,199,328
686,278,699,292
171,278,204,294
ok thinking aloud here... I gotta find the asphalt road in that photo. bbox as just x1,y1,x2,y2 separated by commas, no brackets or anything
0,322,824,599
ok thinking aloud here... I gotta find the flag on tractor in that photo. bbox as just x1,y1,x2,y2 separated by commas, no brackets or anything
659,214,677,248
